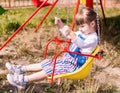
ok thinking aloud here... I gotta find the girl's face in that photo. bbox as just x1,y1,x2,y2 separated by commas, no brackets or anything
78,21,95,35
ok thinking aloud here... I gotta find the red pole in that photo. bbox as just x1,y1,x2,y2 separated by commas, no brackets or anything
99,0,107,26
71,0,80,30
0,0,49,50
34,0,58,32
86,0,93,9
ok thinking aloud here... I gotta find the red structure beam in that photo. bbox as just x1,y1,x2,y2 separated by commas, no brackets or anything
86,0,93,9
0,0,49,50
34,0,58,32
71,0,80,30
99,0,107,26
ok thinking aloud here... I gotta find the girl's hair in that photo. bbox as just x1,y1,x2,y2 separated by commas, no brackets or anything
75,7,97,27
75,7,101,35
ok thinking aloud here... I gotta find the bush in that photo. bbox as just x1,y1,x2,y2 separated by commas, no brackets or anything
5,21,20,34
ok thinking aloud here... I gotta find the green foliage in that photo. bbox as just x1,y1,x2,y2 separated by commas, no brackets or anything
0,6,6,15
0,7,37,36
5,21,20,34
0,6,74,36
27,22,36,28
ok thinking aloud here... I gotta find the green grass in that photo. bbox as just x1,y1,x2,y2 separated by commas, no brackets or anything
101,8,120,50
0,7,73,36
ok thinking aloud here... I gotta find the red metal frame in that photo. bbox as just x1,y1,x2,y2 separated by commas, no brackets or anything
44,36,101,83
99,0,107,26
44,37,71,59
0,0,105,83
0,0,49,50
44,0,106,83
86,0,93,9
34,0,58,32
32,0,51,7
71,0,80,30
44,0,95,83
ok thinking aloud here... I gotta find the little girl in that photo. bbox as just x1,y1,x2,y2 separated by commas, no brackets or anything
6,7,99,90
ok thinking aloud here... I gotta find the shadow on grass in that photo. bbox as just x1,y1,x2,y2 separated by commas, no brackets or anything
0,82,63,93
101,15,120,50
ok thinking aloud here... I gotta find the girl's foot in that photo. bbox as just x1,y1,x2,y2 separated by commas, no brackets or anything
6,62,26,74
7,74,26,90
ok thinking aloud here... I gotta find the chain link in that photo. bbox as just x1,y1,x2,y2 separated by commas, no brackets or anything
96,0,101,44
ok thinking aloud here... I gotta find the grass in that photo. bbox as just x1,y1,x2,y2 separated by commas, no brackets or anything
0,7,120,92
102,8,120,51
0,7,36,36
0,7,73,36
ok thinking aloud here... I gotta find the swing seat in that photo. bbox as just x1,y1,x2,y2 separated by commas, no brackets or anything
32,0,51,7
49,45,100,80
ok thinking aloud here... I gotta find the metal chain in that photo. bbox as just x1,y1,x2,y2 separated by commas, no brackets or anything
96,0,101,45
55,0,61,36
67,0,70,25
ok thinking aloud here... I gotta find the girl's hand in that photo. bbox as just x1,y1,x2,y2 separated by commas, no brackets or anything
54,17,64,28
65,28,76,40
69,31,76,40
65,29,71,36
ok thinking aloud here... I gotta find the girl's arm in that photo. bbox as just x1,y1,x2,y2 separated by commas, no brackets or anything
55,17,77,39
72,34,98,48
55,17,64,29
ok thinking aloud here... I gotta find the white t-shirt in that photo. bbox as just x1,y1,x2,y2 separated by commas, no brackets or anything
60,25,98,54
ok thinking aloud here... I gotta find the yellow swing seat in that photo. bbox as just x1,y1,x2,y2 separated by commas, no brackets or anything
50,45,100,80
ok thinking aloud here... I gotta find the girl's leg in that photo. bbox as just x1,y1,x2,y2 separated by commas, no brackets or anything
25,70,47,82
25,63,42,72
6,62,43,74
25,59,51,72
6,59,50,73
